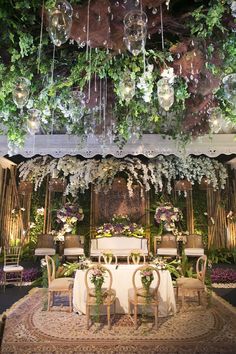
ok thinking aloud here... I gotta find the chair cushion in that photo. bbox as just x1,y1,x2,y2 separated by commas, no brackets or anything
128,287,157,304
35,248,56,256
3,265,24,272
184,248,204,256
49,277,74,290
176,277,204,289
64,247,84,256
87,288,116,305
157,248,177,256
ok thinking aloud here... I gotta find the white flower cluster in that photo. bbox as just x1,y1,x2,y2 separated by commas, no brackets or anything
18,155,228,198
137,64,154,103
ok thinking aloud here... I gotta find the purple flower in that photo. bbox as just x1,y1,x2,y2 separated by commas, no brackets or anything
211,268,236,283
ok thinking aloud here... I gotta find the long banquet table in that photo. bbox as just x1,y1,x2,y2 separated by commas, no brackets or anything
73,264,176,317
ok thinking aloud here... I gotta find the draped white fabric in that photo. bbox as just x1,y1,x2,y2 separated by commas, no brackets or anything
73,264,176,317
1,134,236,157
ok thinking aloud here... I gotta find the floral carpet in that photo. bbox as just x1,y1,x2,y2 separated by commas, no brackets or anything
1,288,236,354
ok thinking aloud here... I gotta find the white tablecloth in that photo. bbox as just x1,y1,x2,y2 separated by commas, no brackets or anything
73,264,176,317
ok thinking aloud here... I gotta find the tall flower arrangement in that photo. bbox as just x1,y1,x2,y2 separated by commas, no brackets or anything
154,203,182,232
56,203,84,236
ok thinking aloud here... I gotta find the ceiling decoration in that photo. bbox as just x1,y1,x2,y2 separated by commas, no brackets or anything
0,0,236,156
0,133,235,158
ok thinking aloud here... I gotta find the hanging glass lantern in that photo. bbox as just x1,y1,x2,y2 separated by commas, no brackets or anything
208,107,224,134
123,10,147,56
48,0,73,47
157,78,174,111
222,73,236,106
174,179,192,191
27,109,41,135
69,91,86,122
119,71,135,102
18,181,33,195
12,77,30,109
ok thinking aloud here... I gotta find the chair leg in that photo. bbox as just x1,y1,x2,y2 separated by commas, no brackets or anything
134,304,138,330
47,291,51,311
86,304,90,330
107,305,111,330
128,299,131,317
154,306,158,330
181,289,185,307
113,299,116,318
176,285,179,301
20,271,23,288
198,291,201,305
69,291,72,312
3,272,6,292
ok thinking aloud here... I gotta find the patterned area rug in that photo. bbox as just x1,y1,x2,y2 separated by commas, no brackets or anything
1,288,236,354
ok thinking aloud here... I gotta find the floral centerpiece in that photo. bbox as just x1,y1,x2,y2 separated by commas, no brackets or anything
96,214,144,238
151,256,181,278
56,203,84,239
154,203,182,233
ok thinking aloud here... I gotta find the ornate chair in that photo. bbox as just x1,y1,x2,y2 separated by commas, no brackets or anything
63,234,84,260
156,234,178,257
45,255,74,312
2,246,24,292
85,265,116,330
35,234,56,256
176,255,207,306
184,234,204,257
128,265,160,329
98,252,118,265
127,250,146,264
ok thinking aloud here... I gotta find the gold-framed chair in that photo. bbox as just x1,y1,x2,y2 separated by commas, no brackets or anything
2,246,24,292
127,250,146,264
98,252,118,265
184,234,204,257
155,234,178,257
63,234,84,260
35,234,56,256
85,264,116,330
176,255,207,306
128,265,160,329
45,255,74,312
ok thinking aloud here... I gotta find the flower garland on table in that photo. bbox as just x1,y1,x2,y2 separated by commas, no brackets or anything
151,257,181,279
96,214,145,238
18,155,228,198
154,203,183,232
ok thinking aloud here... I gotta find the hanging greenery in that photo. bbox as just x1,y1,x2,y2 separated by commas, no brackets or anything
0,0,235,150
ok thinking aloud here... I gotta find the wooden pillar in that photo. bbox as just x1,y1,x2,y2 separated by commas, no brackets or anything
207,189,227,249
226,169,236,249
186,190,194,234
44,176,66,234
